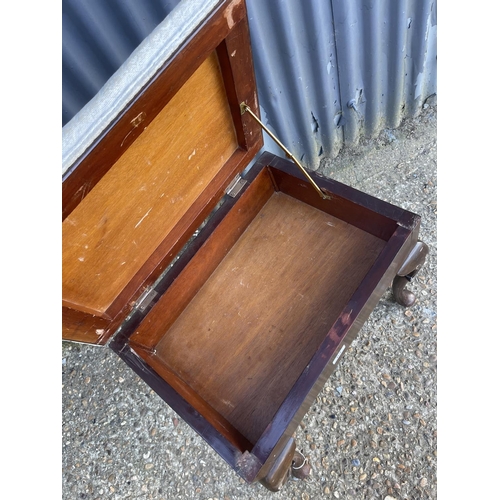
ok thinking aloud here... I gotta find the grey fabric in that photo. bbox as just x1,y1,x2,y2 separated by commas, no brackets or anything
62,0,220,175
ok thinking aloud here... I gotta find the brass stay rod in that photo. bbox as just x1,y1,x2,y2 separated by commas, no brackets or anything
240,102,331,200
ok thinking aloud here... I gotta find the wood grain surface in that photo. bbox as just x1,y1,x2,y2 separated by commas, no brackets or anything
152,192,385,444
61,0,251,221
129,166,275,350
62,52,237,316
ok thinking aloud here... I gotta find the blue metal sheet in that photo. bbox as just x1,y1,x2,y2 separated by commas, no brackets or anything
62,0,181,125
247,0,436,168
247,0,344,169
62,0,437,170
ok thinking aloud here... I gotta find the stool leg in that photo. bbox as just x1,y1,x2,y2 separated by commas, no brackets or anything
259,439,311,491
392,240,429,307
290,450,311,480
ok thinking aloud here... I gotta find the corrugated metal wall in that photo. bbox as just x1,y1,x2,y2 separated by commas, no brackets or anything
62,0,182,126
62,0,436,170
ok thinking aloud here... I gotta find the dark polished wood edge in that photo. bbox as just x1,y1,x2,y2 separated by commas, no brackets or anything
109,341,247,476
261,152,420,237
243,153,424,468
112,152,424,480
109,158,271,482
251,224,418,465
62,0,263,344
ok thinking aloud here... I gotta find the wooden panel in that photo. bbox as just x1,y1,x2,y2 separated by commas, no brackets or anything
153,193,386,444
129,166,275,350
259,152,417,239
62,0,253,221
62,307,111,344
252,225,415,463
62,52,238,316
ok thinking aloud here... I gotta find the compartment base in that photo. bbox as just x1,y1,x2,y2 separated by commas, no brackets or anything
154,192,385,444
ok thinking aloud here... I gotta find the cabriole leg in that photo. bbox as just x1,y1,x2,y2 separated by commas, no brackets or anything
392,240,429,307
259,439,310,491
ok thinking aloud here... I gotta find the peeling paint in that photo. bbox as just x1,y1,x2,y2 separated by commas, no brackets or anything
310,112,320,133
248,0,436,165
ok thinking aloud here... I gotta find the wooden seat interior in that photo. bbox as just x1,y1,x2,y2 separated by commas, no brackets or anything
132,184,386,446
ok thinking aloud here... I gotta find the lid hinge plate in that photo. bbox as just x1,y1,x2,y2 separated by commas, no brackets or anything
135,286,158,313
225,174,247,198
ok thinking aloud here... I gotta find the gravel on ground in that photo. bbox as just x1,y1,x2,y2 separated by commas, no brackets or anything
62,98,437,500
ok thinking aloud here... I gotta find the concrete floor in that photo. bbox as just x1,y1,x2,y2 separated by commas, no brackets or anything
62,99,437,500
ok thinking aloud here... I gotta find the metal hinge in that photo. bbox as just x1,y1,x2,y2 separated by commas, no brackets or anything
135,286,158,313
225,173,247,198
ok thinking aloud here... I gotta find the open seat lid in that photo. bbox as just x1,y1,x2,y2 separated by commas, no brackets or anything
62,0,263,344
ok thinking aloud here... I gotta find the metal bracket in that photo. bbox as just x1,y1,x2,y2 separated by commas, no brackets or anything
225,173,247,198
135,286,158,313
240,102,331,200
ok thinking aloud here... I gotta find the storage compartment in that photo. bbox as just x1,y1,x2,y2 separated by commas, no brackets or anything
63,0,428,488
126,164,399,453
